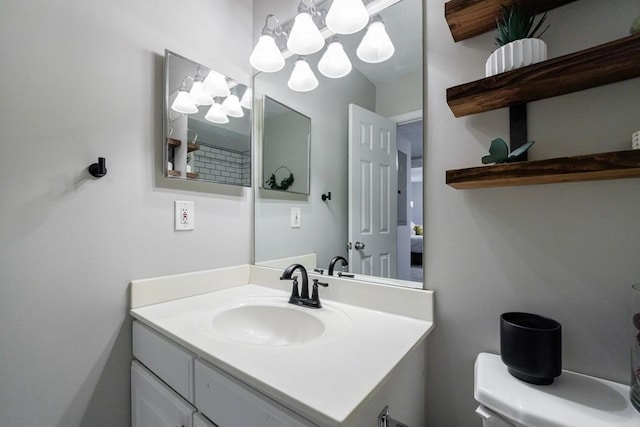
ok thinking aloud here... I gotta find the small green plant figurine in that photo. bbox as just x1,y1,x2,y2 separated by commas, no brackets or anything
495,4,550,47
482,138,535,164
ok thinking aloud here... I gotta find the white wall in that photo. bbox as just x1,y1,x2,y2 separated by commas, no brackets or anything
0,0,253,425
425,1,640,426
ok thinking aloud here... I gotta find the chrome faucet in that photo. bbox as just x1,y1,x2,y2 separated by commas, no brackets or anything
328,255,348,276
280,263,328,309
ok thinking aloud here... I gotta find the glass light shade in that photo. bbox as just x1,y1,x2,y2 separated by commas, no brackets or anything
287,13,325,55
221,94,244,118
356,20,395,64
205,103,229,124
249,35,285,73
326,0,369,35
189,81,213,105
318,40,352,78
288,58,318,92
240,87,252,110
171,90,198,114
203,71,230,97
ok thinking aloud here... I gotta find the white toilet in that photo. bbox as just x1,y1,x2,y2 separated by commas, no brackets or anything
474,352,640,426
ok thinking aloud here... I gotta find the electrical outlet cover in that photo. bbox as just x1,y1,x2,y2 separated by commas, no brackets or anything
175,201,195,231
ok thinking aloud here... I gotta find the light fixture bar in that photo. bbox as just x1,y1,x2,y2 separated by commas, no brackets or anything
279,0,402,60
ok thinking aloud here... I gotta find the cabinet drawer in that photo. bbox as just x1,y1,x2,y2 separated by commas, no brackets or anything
131,361,195,427
194,359,314,427
133,320,194,402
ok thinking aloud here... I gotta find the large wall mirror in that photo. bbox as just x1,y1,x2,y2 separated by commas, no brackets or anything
253,0,424,287
164,50,252,187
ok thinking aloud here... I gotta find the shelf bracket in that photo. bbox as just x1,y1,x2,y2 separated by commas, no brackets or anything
509,104,528,162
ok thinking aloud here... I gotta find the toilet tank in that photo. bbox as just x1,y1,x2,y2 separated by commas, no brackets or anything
474,353,640,427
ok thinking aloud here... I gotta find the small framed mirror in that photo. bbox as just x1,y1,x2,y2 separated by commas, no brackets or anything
260,96,311,195
164,50,252,187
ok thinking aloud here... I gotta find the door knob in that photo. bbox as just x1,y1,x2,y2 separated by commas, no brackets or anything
354,241,365,250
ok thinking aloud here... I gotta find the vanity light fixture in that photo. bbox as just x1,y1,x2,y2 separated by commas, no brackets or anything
318,37,352,79
326,0,369,35
286,1,325,55
250,15,286,73
252,0,399,92
240,87,253,110
288,57,319,92
171,77,198,114
205,101,229,124
356,15,395,64
221,89,244,117
189,68,213,105
203,70,230,97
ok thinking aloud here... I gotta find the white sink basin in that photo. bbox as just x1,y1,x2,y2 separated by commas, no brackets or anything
212,301,327,346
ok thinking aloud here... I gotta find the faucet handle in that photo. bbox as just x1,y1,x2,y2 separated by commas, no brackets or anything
313,268,325,274
313,279,328,288
288,277,300,304
309,279,329,308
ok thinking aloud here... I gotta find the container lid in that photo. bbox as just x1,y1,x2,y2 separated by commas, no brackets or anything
475,353,640,427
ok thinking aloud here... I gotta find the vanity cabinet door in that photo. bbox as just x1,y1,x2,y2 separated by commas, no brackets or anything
133,320,195,402
132,361,196,427
194,360,315,427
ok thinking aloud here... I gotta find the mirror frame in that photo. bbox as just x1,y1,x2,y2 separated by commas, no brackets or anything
163,49,252,187
260,95,312,195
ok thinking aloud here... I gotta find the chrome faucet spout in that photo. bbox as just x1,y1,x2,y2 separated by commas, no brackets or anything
328,256,348,276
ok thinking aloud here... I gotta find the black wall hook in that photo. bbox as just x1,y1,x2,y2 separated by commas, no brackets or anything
321,191,331,201
88,157,107,178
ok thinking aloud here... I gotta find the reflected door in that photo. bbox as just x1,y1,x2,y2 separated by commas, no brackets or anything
348,104,397,277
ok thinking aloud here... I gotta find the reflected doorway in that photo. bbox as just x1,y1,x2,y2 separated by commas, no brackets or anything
397,118,423,283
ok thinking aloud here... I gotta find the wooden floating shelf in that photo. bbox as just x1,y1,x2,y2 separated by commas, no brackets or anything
445,0,577,42
186,172,199,179
166,138,199,152
446,150,640,189
447,34,640,117
167,170,180,177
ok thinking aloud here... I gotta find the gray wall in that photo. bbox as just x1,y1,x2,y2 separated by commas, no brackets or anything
425,0,640,426
411,180,423,225
0,0,253,425
376,70,423,117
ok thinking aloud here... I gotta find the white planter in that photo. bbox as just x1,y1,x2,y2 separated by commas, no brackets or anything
485,38,547,77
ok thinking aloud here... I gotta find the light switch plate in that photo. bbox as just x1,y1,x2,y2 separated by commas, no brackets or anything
290,207,301,228
175,201,195,231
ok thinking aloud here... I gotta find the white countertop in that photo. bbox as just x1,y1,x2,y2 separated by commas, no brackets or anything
130,266,433,426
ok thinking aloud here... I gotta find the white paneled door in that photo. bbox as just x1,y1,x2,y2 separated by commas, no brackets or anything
348,104,397,277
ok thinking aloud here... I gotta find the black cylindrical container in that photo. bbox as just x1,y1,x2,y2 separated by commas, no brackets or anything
500,312,562,385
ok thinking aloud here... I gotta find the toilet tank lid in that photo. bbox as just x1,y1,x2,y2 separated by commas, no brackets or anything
474,353,640,427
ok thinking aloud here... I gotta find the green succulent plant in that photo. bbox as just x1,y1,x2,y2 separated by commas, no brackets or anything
495,4,549,47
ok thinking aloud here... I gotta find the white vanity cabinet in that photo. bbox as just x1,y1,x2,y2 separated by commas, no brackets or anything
132,320,313,426
129,271,434,426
